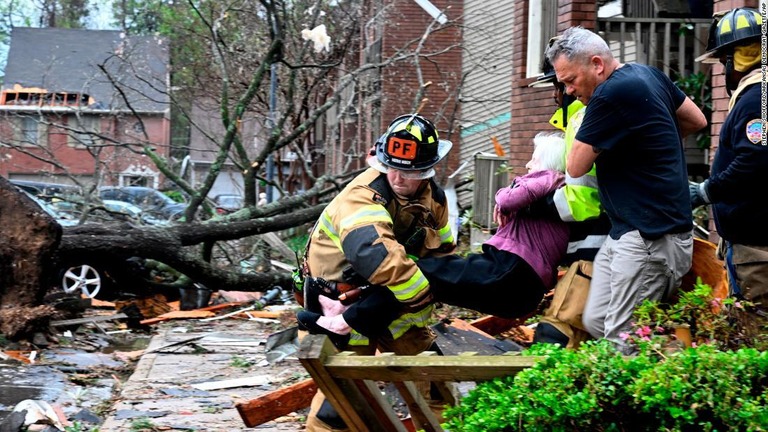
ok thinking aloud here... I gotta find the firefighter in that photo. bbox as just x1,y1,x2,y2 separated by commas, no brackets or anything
690,8,768,320
297,113,455,431
527,36,612,347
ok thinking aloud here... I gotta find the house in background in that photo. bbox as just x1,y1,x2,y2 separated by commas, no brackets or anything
0,27,170,189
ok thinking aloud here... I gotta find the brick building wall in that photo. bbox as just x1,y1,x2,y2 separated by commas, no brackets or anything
379,0,463,177
508,1,598,177
0,112,170,185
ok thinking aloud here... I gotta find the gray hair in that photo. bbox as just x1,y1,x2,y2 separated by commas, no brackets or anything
546,27,613,65
532,132,566,172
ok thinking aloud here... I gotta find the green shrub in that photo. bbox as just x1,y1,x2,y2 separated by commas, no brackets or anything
631,345,768,431
443,342,768,431
443,282,768,431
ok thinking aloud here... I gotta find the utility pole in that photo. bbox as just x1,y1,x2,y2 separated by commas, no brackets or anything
266,59,277,204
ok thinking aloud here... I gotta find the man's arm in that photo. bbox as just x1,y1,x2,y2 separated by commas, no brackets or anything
676,97,707,138
567,139,600,178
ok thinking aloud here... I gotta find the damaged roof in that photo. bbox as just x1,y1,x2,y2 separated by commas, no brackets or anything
2,27,169,112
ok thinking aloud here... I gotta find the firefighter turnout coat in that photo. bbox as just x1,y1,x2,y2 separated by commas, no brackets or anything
307,167,455,346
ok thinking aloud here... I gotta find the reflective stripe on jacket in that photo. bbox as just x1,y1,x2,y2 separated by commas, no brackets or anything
552,107,603,222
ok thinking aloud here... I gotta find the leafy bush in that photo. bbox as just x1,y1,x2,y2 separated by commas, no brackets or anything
443,342,768,431
443,282,768,431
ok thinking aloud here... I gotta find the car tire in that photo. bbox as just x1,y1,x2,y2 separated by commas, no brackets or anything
59,262,111,299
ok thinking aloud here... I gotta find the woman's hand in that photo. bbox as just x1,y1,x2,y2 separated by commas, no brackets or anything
493,204,509,227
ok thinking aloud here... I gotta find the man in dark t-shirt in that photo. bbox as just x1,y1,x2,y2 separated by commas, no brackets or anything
547,27,708,354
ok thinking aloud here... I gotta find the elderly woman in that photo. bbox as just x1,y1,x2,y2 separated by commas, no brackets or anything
417,132,569,318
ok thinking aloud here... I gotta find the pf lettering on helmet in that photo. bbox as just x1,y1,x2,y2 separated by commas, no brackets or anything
387,137,418,161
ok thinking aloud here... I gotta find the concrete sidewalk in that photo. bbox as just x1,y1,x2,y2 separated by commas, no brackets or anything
100,317,308,431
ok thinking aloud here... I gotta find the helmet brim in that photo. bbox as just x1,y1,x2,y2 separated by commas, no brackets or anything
528,71,558,88
695,50,720,63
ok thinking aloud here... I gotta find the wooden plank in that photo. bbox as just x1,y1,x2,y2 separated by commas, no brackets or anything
50,313,128,327
393,381,443,432
323,352,540,382
468,315,524,336
191,375,271,391
353,379,408,432
297,334,380,431
139,310,215,325
236,378,318,427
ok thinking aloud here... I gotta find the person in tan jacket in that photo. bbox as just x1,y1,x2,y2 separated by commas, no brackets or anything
297,113,455,431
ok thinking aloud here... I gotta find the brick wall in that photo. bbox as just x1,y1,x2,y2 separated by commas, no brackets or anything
379,0,463,176
0,113,170,184
508,1,598,176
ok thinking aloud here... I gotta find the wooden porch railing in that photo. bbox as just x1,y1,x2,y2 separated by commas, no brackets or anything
598,17,713,167
597,17,711,77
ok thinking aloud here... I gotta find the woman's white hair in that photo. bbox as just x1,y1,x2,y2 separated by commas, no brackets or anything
532,132,566,173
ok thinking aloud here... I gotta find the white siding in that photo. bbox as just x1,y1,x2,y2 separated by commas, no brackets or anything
458,0,514,209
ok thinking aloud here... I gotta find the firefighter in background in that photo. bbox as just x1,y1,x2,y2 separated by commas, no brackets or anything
525,37,611,347
690,8,768,323
297,113,455,431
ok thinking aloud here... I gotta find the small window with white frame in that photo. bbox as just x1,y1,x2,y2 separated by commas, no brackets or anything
526,0,558,78
68,115,101,148
12,116,49,147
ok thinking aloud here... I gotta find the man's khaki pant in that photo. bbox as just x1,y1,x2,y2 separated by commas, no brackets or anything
305,326,437,431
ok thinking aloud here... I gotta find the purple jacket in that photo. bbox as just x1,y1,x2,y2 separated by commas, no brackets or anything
485,170,569,288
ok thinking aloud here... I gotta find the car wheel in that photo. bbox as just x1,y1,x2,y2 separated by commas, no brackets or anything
61,264,102,298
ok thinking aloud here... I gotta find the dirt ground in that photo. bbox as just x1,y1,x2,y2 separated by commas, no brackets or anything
1,297,311,431
0,290,534,431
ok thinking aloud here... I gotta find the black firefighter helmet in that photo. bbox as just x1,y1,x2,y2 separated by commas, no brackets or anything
695,7,762,64
369,114,452,179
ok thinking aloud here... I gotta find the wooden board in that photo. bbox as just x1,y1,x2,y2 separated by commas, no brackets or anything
236,378,318,427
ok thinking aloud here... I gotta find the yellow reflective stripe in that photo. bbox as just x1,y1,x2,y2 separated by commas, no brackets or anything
388,304,434,340
316,210,342,250
348,332,369,346
389,268,429,301
347,305,434,345
554,184,603,222
438,224,454,244
719,18,732,34
392,121,423,141
339,205,392,235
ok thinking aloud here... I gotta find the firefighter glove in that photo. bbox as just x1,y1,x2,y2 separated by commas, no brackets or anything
689,181,711,209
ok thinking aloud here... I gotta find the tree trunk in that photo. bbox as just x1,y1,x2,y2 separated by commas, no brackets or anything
0,177,62,339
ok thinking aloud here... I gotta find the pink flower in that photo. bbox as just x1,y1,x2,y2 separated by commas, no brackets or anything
655,326,666,334
635,326,652,338
619,332,631,341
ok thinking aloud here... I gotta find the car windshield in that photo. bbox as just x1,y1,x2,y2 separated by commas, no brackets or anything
217,196,243,207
